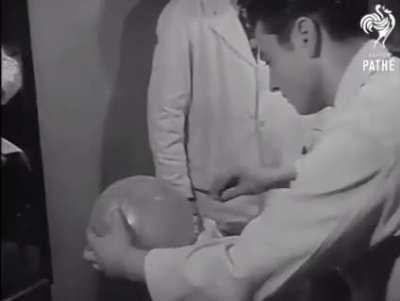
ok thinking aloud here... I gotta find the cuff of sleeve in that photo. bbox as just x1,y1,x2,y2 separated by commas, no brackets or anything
145,247,192,301
155,168,194,199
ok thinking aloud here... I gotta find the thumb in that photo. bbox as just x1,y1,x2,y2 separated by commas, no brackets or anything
221,185,245,202
210,175,228,199
210,172,239,199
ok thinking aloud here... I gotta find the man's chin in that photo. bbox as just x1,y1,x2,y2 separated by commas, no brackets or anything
285,99,310,115
293,101,326,115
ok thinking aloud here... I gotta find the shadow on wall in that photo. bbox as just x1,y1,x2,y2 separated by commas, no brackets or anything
98,0,169,300
101,0,169,189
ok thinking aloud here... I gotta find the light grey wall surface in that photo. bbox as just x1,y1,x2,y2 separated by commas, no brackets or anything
27,0,167,299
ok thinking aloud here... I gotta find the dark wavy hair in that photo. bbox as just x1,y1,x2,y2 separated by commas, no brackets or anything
246,0,369,43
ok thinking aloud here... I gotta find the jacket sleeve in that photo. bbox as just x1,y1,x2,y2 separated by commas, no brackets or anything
147,1,194,199
144,129,397,301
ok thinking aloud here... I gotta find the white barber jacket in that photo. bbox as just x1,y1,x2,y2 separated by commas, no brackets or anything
147,0,305,220
144,42,400,301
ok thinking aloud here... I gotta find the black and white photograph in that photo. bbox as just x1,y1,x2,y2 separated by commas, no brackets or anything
2,0,399,301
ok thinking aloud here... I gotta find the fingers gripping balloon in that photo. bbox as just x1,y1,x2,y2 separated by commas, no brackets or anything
88,176,196,249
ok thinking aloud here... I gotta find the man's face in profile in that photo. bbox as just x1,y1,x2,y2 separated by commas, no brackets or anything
255,20,324,115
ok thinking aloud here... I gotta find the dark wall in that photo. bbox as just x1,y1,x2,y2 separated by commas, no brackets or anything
2,0,52,297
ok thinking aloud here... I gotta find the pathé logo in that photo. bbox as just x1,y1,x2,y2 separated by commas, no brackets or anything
360,4,396,48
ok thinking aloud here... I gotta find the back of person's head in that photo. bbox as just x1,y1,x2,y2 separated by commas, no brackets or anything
246,0,369,44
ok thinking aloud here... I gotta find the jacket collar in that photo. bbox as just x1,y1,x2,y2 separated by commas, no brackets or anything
302,42,394,154
334,40,392,108
203,0,257,66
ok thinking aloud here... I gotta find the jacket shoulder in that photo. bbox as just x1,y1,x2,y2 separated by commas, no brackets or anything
292,129,390,195
163,0,233,19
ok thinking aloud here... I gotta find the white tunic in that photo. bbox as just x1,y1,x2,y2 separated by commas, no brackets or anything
145,41,400,301
147,0,307,221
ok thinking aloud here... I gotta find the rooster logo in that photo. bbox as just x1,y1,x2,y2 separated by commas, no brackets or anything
360,4,396,48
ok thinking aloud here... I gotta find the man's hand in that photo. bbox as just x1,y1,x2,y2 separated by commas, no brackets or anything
210,165,297,202
85,209,148,282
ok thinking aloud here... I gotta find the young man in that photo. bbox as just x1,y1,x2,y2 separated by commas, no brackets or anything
147,0,307,231
86,0,400,300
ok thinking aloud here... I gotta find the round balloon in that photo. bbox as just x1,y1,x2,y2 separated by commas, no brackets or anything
88,176,195,249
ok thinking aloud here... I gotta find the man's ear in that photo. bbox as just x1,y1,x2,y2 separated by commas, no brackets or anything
291,17,320,58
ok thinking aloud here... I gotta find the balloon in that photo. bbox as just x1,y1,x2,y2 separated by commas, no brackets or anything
88,176,195,249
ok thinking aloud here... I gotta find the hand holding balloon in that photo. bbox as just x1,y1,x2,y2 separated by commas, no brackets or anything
85,209,141,279
84,176,196,280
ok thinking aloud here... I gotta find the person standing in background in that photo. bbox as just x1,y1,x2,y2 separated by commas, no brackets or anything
147,0,307,234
